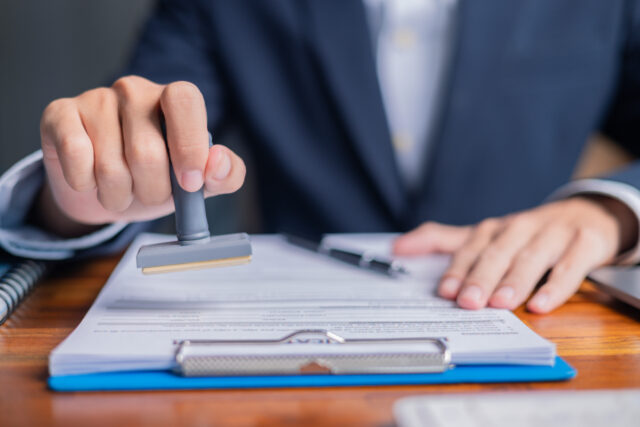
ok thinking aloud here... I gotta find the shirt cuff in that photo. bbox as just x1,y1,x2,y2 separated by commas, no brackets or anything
548,178,640,265
0,150,129,260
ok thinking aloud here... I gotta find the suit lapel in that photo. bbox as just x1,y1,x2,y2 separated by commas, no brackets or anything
412,0,525,225
305,0,406,220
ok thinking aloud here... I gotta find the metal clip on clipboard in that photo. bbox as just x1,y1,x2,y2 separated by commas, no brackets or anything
173,330,452,377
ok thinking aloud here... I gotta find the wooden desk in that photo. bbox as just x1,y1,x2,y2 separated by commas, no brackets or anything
1,255,639,427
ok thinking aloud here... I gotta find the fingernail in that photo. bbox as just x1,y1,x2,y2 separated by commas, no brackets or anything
531,293,549,311
181,170,203,192
459,285,482,305
439,278,461,297
213,152,231,180
494,286,515,302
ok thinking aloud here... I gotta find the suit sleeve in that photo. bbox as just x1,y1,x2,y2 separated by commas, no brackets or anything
549,5,640,265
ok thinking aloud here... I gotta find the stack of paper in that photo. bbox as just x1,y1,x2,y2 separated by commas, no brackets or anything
49,233,555,376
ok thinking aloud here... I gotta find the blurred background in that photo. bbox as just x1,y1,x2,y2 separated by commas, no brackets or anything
0,0,259,234
0,0,152,170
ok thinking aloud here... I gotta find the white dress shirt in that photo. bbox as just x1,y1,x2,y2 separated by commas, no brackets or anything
362,0,640,264
0,0,639,263
364,0,456,190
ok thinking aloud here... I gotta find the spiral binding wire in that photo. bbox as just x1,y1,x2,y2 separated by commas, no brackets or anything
0,260,48,325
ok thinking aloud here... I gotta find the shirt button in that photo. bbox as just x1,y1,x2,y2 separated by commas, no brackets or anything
392,134,413,152
393,28,417,48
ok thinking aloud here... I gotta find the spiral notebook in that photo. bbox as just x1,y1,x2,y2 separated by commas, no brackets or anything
0,258,49,325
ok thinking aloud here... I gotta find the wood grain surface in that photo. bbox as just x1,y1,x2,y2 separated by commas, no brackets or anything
1,254,639,427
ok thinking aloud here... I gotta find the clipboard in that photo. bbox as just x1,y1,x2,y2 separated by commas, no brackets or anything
48,330,576,392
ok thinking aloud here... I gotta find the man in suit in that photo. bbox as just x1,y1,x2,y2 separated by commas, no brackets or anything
2,0,639,313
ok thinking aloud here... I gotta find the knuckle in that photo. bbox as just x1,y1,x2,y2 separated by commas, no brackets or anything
112,75,144,99
552,261,570,276
173,141,200,158
480,245,507,263
170,148,205,172
477,217,499,233
98,191,132,213
575,226,602,246
63,163,94,192
566,197,587,210
452,247,476,266
418,221,438,233
135,184,170,206
95,160,128,186
58,135,85,157
57,137,94,178
40,98,74,131
462,277,484,290
507,214,536,231
42,99,63,117
128,137,167,167
497,276,518,290
67,178,93,193
515,248,536,264
161,81,203,107
88,87,118,112
442,271,464,283
42,98,70,119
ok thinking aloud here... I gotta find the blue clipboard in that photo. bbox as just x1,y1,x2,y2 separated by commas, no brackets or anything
48,356,575,392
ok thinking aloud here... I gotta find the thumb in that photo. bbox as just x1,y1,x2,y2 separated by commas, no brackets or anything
160,82,209,192
393,222,471,255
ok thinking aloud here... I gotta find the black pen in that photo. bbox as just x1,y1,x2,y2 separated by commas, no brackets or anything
284,234,408,277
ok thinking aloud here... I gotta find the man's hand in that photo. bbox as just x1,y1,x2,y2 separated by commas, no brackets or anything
393,197,638,313
39,76,245,234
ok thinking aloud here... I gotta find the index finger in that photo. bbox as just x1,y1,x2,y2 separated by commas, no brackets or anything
160,81,209,192
393,222,472,255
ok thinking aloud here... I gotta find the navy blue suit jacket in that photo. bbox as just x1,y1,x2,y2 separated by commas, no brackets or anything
125,0,640,235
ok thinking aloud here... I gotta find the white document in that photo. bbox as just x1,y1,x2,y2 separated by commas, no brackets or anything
49,233,555,376
394,389,640,427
